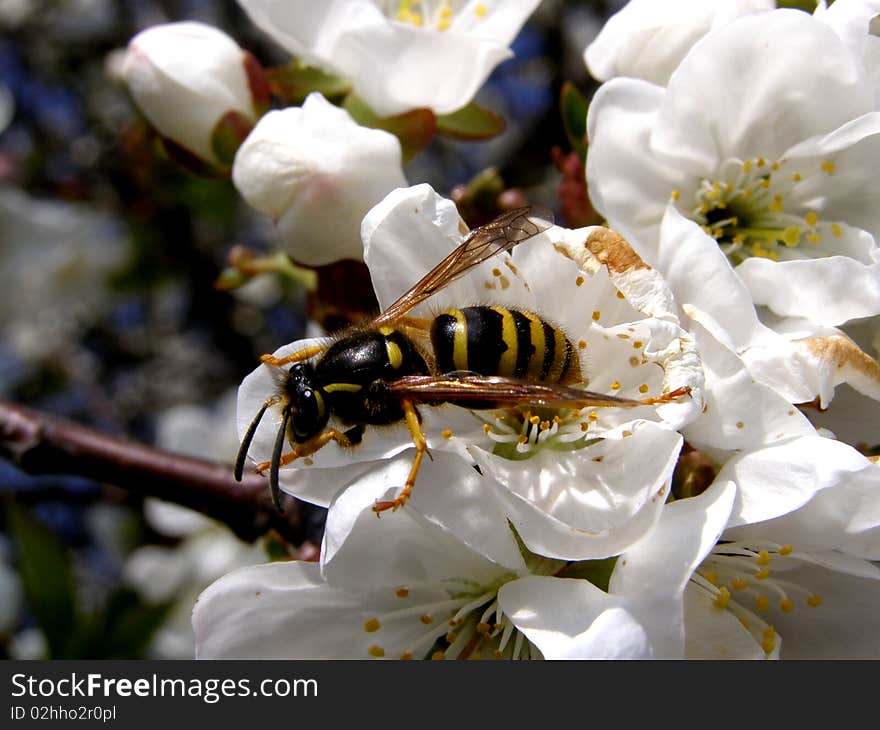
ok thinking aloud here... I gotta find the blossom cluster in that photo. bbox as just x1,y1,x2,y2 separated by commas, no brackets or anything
123,1,880,659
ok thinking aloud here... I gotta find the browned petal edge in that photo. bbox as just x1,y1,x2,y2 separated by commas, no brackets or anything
584,227,651,274
800,334,880,383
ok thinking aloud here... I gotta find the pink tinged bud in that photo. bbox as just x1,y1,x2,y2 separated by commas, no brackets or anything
122,21,259,168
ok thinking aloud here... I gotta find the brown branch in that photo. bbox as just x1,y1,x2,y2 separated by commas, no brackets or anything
0,399,306,545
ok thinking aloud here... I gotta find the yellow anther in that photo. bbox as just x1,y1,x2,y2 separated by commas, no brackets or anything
368,645,385,657
617,290,626,299
831,223,842,238
610,380,621,390
517,434,528,444
437,18,450,30
494,649,504,659
731,578,749,590
628,356,640,367
622,429,633,438
792,172,802,182
779,598,794,613
755,550,771,566
431,651,446,660
806,232,822,244
742,160,753,173
821,160,836,174
592,310,601,321
736,421,745,429
529,415,540,425
364,617,381,633
476,622,491,635
778,544,793,556
757,157,766,167
400,652,414,660
754,568,770,580
759,179,770,189
633,340,643,349
762,634,777,654
578,340,587,349
396,587,409,598
539,420,550,430
782,226,801,247
638,384,649,394
713,586,731,609
805,211,819,227
475,3,488,16
807,594,823,607
588,411,598,421
763,626,776,640
441,429,453,439
580,422,590,432
771,162,780,171
420,614,434,624
575,276,584,286
703,571,718,586
445,631,457,644
671,189,681,200
768,194,784,213
755,595,770,611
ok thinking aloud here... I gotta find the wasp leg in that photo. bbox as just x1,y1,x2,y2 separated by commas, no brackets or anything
638,385,692,406
260,345,326,368
373,399,428,514
254,427,361,474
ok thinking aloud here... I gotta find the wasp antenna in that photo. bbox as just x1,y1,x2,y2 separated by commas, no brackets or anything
234,398,276,482
269,406,292,513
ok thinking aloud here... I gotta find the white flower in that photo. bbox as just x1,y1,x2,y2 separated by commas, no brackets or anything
584,0,774,86
588,9,880,331
232,93,407,265
193,478,734,659
122,21,259,166
587,9,880,407
236,184,703,560
236,0,542,116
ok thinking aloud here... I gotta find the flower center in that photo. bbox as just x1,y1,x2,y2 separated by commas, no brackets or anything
386,0,489,31
693,540,824,656
673,155,843,265
361,574,541,660
480,406,605,461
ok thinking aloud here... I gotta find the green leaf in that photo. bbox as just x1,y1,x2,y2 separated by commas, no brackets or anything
211,110,254,168
266,61,352,106
560,81,589,160
6,500,78,658
342,94,436,162
436,102,506,141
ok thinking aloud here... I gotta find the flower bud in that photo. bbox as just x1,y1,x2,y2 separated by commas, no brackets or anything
123,21,261,167
232,93,407,266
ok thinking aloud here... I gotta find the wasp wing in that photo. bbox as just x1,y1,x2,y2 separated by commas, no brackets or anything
389,374,690,409
370,206,554,328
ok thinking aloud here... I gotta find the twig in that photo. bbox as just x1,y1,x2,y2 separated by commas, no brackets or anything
0,399,305,545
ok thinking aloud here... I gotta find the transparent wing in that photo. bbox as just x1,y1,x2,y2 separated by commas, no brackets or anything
370,206,554,327
389,374,691,409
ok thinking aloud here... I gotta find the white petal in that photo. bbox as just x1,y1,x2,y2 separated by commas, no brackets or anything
499,576,652,659
610,479,736,658
723,434,879,527
683,582,766,659
736,256,880,326
320,451,526,579
473,423,683,560
193,561,449,659
652,10,873,172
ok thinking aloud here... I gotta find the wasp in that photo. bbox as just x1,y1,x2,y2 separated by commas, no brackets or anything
235,206,690,513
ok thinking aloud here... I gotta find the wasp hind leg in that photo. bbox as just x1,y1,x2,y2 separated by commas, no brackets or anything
373,399,428,515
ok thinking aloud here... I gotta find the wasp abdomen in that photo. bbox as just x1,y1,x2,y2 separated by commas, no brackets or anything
431,306,576,383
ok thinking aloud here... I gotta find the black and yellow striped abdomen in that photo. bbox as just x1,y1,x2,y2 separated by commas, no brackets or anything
431,306,578,383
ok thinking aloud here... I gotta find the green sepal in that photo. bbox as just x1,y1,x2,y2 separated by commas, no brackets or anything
266,61,352,106
342,93,436,162
436,101,506,141
214,247,318,292
556,557,619,592
560,81,589,160
263,529,297,562
211,110,254,168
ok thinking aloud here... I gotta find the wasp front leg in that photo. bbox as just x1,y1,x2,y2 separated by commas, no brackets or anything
256,425,364,512
259,344,326,368
373,399,428,515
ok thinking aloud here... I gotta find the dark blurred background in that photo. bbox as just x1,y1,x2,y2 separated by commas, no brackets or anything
0,0,615,658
